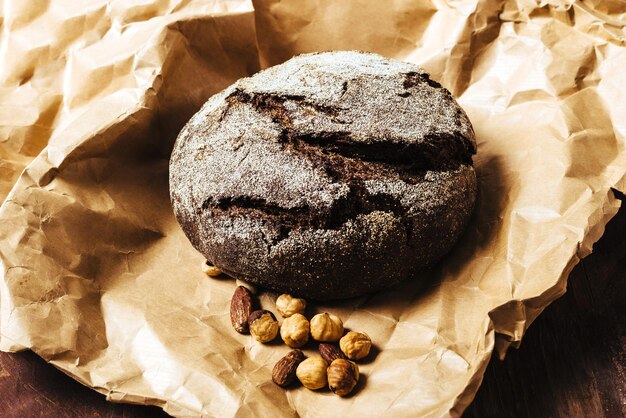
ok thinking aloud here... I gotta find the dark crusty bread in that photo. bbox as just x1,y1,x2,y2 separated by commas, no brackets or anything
169,51,477,300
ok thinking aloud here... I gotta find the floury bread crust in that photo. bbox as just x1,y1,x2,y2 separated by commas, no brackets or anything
169,51,477,300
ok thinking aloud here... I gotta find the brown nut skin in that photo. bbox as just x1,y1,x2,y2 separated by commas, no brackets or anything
327,359,359,396
280,313,310,348
310,313,343,342
235,278,258,294
296,357,328,390
319,343,346,364
248,310,279,343
201,260,223,277
275,294,306,317
339,331,372,360
272,349,306,387
230,286,253,334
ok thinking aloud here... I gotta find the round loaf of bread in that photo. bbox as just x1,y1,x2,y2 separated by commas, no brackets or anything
170,51,477,300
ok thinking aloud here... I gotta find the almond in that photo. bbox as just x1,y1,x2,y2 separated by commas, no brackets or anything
272,349,305,387
319,343,346,364
230,286,253,334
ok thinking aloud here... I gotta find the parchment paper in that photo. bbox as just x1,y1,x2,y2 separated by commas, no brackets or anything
1,0,626,416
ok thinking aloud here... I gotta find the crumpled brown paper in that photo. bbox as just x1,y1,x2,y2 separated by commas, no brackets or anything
1,0,625,416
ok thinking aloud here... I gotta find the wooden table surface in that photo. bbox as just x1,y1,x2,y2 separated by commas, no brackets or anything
1,196,624,417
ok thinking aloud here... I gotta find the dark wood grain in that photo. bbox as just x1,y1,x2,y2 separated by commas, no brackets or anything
0,350,168,417
466,192,626,418
1,196,624,417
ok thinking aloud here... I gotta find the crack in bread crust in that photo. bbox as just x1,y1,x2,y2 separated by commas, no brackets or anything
201,184,411,242
205,87,471,238
225,88,473,170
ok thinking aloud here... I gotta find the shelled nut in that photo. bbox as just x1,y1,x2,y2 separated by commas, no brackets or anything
275,294,306,317
248,310,279,343
201,260,222,277
327,359,359,396
310,313,343,342
280,313,310,348
339,331,371,360
296,357,328,390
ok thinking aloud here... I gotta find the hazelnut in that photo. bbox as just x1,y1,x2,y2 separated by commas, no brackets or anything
310,313,343,342
339,331,371,360
296,357,328,390
248,310,279,343
272,349,305,387
280,313,309,348
201,260,222,277
275,294,306,317
327,359,359,396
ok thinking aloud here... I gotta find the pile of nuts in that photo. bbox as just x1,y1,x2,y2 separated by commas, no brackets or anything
212,261,372,397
